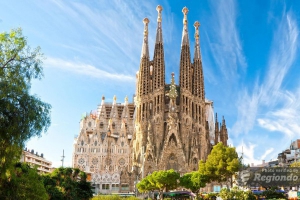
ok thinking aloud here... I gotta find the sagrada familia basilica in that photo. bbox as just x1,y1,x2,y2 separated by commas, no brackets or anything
72,5,228,194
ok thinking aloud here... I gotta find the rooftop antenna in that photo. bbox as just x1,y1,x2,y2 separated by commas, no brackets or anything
61,149,65,167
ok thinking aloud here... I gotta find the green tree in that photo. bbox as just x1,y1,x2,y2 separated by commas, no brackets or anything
0,162,48,200
137,169,180,199
199,142,239,185
43,167,93,200
179,171,208,198
0,28,51,180
290,162,300,167
137,175,157,193
154,169,180,192
42,175,64,200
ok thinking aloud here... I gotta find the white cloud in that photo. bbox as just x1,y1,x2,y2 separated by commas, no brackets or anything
208,0,247,81
236,142,259,166
259,12,299,106
258,88,300,138
232,10,299,137
236,143,274,166
260,148,274,160
45,57,135,81
231,83,260,135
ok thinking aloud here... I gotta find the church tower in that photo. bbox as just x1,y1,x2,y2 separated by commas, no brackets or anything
132,5,220,175
72,5,229,193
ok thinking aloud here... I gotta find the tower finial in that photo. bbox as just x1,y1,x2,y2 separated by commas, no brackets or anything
181,7,189,46
194,21,201,60
101,95,105,105
222,116,226,125
141,18,150,58
155,5,163,44
182,7,189,25
157,5,163,22
113,95,117,105
194,21,200,39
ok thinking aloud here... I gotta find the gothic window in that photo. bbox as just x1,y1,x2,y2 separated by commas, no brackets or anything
112,122,116,129
94,141,97,146
121,141,124,147
167,153,178,170
81,140,84,146
193,158,197,165
100,122,104,128
169,154,175,160
168,134,177,146
101,133,106,140
88,122,92,127
147,155,153,162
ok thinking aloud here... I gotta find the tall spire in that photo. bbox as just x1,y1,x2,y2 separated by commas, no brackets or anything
179,6,192,91
153,5,165,90
141,18,150,58
156,5,163,44
192,20,205,99
181,7,189,46
194,21,201,60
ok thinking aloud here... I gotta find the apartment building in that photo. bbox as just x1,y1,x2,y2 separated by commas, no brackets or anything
21,148,53,174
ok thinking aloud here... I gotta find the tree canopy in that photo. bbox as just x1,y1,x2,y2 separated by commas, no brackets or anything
199,142,240,184
43,167,93,200
179,171,208,197
0,28,51,180
290,162,300,167
137,169,180,198
0,162,48,200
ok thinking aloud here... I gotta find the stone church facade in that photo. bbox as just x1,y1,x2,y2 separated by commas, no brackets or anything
72,6,228,194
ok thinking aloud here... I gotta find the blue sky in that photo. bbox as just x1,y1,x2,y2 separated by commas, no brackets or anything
1,0,300,167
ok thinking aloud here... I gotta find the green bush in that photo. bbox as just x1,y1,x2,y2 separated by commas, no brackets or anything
203,193,218,200
262,188,287,200
91,195,139,200
218,187,256,200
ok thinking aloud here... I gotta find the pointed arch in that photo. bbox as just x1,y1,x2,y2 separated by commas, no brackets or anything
168,133,177,146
